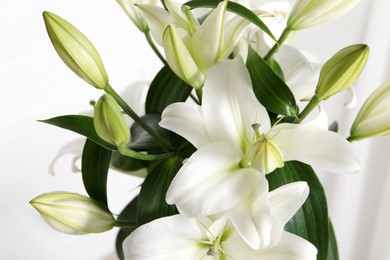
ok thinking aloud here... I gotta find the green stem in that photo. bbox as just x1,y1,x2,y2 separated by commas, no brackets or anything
294,95,320,123
105,84,172,150
264,28,292,61
114,220,137,228
144,31,166,64
118,145,173,161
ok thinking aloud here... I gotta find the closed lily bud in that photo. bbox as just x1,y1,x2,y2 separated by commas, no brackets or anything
350,80,390,141
287,0,360,30
315,44,369,101
30,192,114,235
116,0,153,32
43,11,109,89
94,94,130,147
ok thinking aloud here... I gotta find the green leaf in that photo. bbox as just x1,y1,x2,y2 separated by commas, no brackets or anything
81,139,112,209
327,220,339,260
266,59,285,81
328,121,339,133
184,0,276,42
115,197,138,260
146,65,192,114
246,46,297,116
267,161,331,260
128,114,170,151
40,115,116,150
137,158,180,225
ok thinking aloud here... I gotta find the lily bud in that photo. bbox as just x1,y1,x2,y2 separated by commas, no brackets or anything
249,137,285,174
350,80,390,141
30,192,114,235
116,0,152,32
163,24,205,89
315,44,369,101
287,0,360,30
43,11,109,89
94,94,130,147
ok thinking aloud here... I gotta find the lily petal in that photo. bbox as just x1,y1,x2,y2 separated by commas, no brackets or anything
202,58,270,149
229,174,272,250
191,0,227,72
137,4,172,45
272,124,363,174
123,215,207,259
166,142,259,217
268,182,309,247
261,231,317,260
163,24,205,89
160,102,210,148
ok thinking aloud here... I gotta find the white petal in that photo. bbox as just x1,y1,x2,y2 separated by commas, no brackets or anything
229,175,272,250
202,58,270,149
261,231,317,260
166,142,259,217
268,182,309,246
272,124,363,174
123,215,207,259
159,102,209,148
49,139,84,175
120,81,149,117
137,4,172,45
192,0,227,72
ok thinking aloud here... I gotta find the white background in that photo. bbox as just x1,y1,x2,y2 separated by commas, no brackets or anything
1,0,390,259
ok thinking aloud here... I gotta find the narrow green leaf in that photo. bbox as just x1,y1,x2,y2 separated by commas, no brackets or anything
184,0,276,42
40,115,116,150
115,197,138,260
246,46,297,116
81,139,112,209
137,158,180,225
267,161,330,260
328,121,339,133
266,59,285,81
327,220,339,260
146,65,192,114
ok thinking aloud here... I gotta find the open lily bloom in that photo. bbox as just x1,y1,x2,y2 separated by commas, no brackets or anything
123,182,317,259
160,58,362,218
138,0,250,88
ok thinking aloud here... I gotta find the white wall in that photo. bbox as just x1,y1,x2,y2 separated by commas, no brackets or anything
1,0,389,259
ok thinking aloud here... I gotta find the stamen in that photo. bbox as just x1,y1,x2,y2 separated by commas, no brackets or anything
206,246,215,256
251,123,261,132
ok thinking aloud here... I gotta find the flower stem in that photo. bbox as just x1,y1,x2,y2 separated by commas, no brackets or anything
264,28,291,61
118,145,173,161
104,84,172,150
294,95,320,123
144,31,166,64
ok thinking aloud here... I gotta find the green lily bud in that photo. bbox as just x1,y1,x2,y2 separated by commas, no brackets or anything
43,11,109,89
94,94,130,147
30,192,114,235
287,0,360,30
315,44,369,101
350,80,390,141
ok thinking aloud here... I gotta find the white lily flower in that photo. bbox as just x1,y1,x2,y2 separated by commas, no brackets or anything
123,182,317,259
287,0,360,30
139,0,249,88
160,58,362,218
